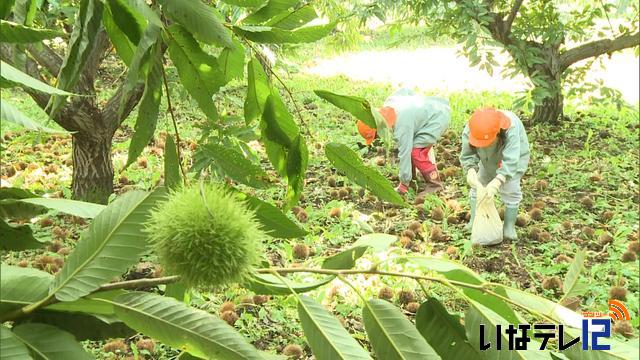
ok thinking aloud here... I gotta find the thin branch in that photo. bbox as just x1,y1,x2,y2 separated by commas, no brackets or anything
26,43,62,75
504,0,524,35
559,31,640,70
161,64,188,183
0,275,180,323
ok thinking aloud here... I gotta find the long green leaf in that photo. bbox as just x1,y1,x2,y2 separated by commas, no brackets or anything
218,38,245,83
164,135,181,190
19,198,105,218
17,311,134,341
1,326,33,360
415,298,478,359
50,188,166,302
465,304,548,360
363,299,440,360
110,292,263,359
322,233,396,270
105,0,145,44
119,23,160,117
0,264,51,315
126,50,162,168
220,0,267,7
160,0,232,47
0,187,37,200
233,23,335,44
561,249,587,300
0,219,43,251
0,61,73,95
0,20,62,43
166,24,223,121
314,90,377,129
0,0,15,19
12,323,93,359
240,193,307,238
244,57,271,124
244,273,334,295
102,0,135,65
0,100,63,132
242,0,297,24
48,0,103,115
125,0,162,27
45,290,125,315
298,296,372,360
325,142,403,205
201,143,269,188
0,198,46,219
266,4,317,30
261,94,307,208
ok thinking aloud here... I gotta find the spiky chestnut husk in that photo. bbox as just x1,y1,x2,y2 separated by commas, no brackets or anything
330,190,340,199
408,221,422,233
327,176,337,187
328,208,342,218
378,287,394,300
612,321,634,338
146,183,264,289
135,338,155,353
220,301,236,314
431,207,445,221
627,241,640,254
447,215,459,224
282,344,304,358
292,244,310,259
399,236,413,249
538,231,552,242
516,214,529,227
555,254,572,263
402,229,416,240
534,179,548,190
103,340,127,354
414,196,425,205
541,276,562,290
579,196,594,209
51,226,68,239
446,246,458,258
38,217,53,227
528,208,543,221
295,209,308,223
253,295,270,305
397,290,415,305
221,310,239,325
561,221,573,230
405,302,420,313
430,226,446,242
621,251,637,262
601,210,615,222
532,200,545,209
598,233,614,246
17,260,29,267
338,188,350,199
609,286,627,301
47,240,62,253
581,226,595,238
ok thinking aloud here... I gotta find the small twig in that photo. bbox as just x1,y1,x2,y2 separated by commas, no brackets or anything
160,63,188,184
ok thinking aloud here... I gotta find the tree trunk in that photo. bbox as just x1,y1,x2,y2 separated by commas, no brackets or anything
72,132,115,204
531,83,563,124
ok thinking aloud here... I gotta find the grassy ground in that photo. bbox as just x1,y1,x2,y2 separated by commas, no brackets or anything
1,49,639,358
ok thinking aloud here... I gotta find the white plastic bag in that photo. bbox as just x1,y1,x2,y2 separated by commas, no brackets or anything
471,185,503,246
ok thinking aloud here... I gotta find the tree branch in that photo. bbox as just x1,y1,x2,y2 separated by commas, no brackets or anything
26,43,62,75
101,82,145,132
504,0,524,35
560,32,640,70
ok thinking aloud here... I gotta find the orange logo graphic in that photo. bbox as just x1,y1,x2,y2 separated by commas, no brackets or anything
608,300,630,321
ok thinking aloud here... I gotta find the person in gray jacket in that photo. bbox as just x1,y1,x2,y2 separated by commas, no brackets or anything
460,107,530,240
357,88,451,194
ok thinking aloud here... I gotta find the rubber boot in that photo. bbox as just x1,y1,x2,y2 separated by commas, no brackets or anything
464,198,476,231
503,206,518,240
419,169,443,194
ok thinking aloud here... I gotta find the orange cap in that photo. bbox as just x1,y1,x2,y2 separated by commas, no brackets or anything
468,108,511,147
356,107,397,146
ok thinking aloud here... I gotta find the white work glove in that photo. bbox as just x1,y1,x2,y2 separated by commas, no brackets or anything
485,174,506,198
466,168,479,188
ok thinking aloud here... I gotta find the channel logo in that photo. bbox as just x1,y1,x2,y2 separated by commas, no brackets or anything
608,300,630,321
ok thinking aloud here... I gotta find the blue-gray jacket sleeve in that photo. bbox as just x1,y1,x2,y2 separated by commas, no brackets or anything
460,124,479,174
394,116,415,184
497,126,522,180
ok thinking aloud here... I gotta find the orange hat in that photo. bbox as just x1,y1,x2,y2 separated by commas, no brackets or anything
356,107,397,145
468,108,511,148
